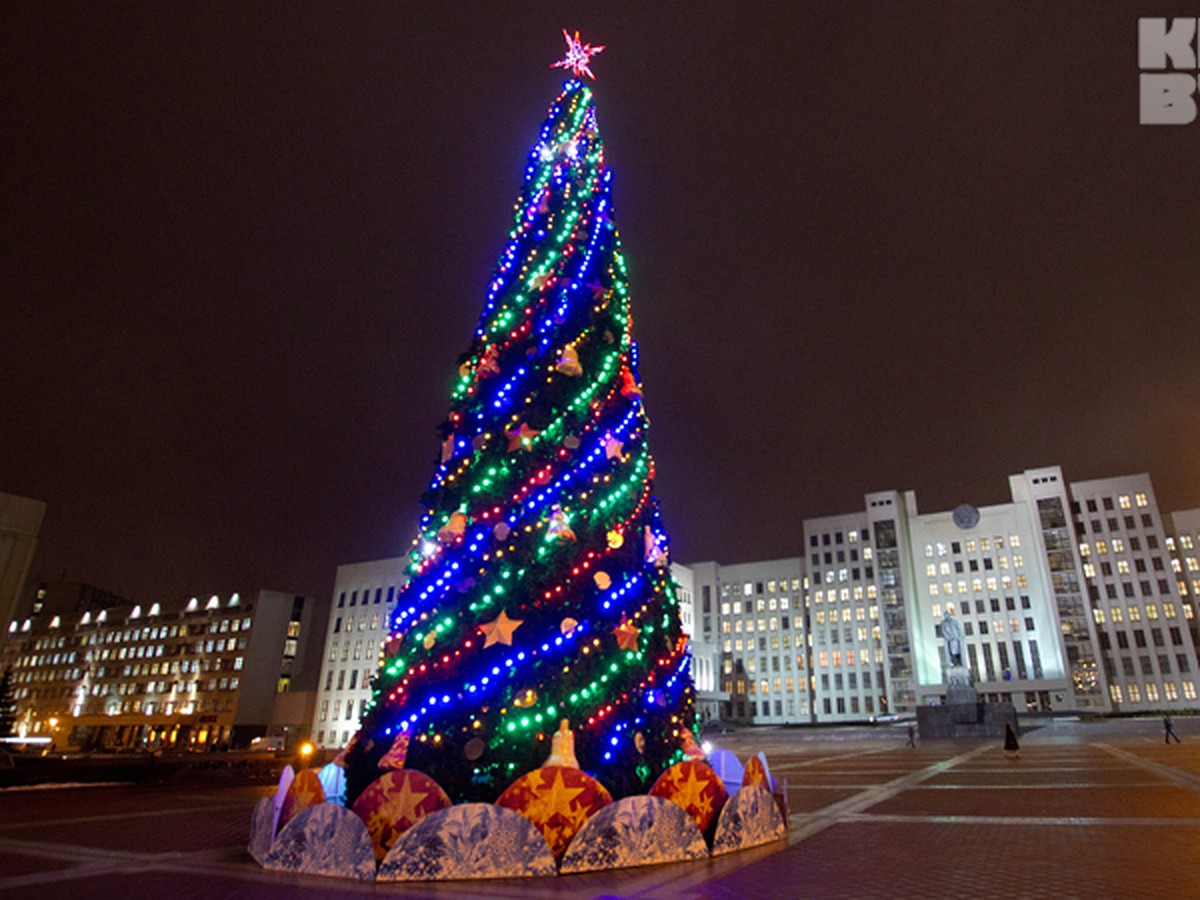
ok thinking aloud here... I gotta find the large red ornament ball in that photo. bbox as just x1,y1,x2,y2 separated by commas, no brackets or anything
649,760,729,835
350,769,452,862
496,765,612,859
278,768,324,831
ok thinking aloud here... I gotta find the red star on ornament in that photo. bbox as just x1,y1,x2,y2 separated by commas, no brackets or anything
507,422,541,452
551,29,605,80
613,616,640,651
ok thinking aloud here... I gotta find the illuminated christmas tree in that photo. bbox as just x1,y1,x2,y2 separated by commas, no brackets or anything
346,33,694,805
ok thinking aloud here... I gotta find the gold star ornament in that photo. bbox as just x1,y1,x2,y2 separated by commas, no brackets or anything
479,609,524,648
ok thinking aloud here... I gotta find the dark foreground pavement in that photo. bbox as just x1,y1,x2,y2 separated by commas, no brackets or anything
2,717,1198,899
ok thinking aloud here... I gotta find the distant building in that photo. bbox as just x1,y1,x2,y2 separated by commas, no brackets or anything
312,558,407,750
1163,507,1200,651
0,491,47,648
690,467,1200,726
670,562,726,724
1,588,324,750
1072,476,1200,711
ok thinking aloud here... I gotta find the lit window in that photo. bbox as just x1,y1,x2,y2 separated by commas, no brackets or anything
1111,606,1124,623
1118,495,1131,509
1128,606,1141,622
1146,604,1159,620
1109,684,1123,703
1096,540,1108,555
965,540,976,553
1112,538,1125,553
1184,681,1197,700
1093,608,1106,624
1164,602,1176,618
1135,493,1148,508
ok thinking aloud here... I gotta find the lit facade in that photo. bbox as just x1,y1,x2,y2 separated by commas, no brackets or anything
1072,476,1200,710
2,589,323,750
312,557,407,749
690,467,1200,726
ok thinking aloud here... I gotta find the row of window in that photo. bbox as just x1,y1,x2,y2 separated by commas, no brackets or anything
332,612,383,634
323,666,374,692
337,586,398,608
1092,602,1180,623
319,697,368,722
1109,680,1195,704
925,535,1023,558
1074,493,1150,514
929,576,1028,596
1107,653,1192,678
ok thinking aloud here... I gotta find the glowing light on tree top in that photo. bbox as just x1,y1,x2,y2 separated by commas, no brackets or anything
552,29,605,80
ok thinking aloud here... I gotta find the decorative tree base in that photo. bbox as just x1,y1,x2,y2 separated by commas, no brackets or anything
250,755,787,881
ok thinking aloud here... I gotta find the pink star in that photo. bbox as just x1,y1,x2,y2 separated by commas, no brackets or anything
551,29,605,80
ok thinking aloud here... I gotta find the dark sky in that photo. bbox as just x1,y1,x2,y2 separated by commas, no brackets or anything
4,3,1199,605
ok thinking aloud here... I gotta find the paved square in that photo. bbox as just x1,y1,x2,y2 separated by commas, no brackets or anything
1,717,1197,898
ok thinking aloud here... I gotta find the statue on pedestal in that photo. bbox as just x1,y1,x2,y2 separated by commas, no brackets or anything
941,610,976,705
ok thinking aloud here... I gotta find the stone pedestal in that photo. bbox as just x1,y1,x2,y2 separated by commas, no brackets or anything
916,701,1018,740
945,666,977,706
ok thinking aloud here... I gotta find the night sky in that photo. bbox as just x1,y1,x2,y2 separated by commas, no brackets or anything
4,3,1199,605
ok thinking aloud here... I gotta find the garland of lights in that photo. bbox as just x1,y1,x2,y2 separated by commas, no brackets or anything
346,54,694,805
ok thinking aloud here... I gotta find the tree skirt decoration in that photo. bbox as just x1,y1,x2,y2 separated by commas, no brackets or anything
263,803,376,881
559,795,708,874
317,761,347,805
247,795,275,864
707,749,744,794
378,803,556,881
496,765,612,859
742,753,769,789
270,765,295,837
711,784,787,856
649,760,728,837
350,769,452,862
279,768,325,831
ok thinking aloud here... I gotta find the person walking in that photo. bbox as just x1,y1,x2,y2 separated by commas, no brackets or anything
906,724,917,748
1164,714,1181,744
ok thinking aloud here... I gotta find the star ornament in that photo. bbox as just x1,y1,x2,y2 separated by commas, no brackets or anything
613,615,641,651
480,609,524,647
507,422,541,452
552,29,605,80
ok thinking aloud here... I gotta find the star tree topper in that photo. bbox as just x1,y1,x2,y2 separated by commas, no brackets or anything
552,29,605,80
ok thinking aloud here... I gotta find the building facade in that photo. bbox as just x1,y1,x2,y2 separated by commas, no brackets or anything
2,588,323,750
312,557,407,750
688,467,1200,726
1072,476,1200,711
